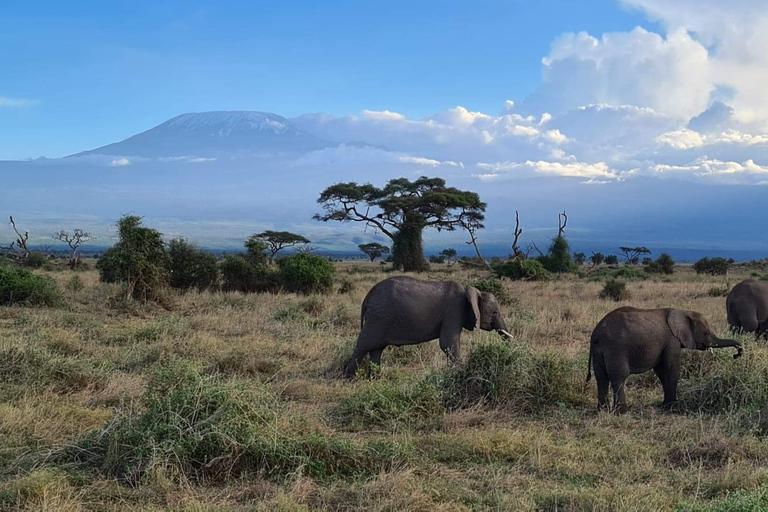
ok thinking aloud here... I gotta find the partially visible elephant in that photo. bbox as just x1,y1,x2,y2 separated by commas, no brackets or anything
587,307,742,413
727,279,768,339
344,276,513,377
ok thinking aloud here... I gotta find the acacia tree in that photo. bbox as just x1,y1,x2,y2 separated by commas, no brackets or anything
251,231,310,263
358,242,390,262
314,177,486,272
55,229,93,268
619,246,652,265
441,248,458,266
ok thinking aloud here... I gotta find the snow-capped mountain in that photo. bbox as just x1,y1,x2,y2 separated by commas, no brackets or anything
75,111,335,157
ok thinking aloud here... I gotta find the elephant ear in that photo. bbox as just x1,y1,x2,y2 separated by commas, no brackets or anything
667,310,695,349
465,286,481,331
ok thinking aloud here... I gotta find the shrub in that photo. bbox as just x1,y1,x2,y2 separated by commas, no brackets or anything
645,253,675,274
277,253,335,294
707,285,730,297
338,278,355,294
604,255,619,265
494,258,549,281
436,340,583,410
538,236,576,274
693,257,732,276
220,254,278,293
590,252,605,266
600,279,630,301
0,265,61,306
66,275,85,292
24,252,49,269
168,238,219,291
96,215,170,301
57,363,412,483
428,255,446,264
335,378,444,432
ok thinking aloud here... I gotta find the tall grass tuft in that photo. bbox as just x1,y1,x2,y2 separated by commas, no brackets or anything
54,362,412,484
435,339,586,411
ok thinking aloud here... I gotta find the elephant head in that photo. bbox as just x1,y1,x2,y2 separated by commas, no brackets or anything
667,310,743,358
466,286,514,339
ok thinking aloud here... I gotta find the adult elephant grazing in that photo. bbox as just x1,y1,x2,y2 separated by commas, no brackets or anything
727,279,768,339
587,307,742,413
344,276,513,378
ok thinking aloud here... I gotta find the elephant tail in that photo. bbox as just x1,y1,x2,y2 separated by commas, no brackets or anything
586,347,592,382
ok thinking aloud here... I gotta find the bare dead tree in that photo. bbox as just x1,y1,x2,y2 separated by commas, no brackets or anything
557,210,568,238
459,219,494,272
511,210,526,260
1,216,31,262
528,241,545,257
55,229,94,268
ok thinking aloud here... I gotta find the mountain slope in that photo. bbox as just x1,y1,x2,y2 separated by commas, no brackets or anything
75,111,335,157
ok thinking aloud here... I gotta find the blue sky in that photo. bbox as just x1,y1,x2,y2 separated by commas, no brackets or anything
2,0,768,255
1,0,655,159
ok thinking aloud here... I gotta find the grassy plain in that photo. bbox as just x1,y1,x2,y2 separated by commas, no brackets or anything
2,261,768,511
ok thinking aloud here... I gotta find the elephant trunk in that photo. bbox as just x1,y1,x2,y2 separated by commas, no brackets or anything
708,336,744,359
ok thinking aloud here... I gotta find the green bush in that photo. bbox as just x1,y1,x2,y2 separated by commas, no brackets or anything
707,285,730,297
0,265,61,306
58,362,412,483
600,279,630,301
168,238,219,291
436,340,583,410
494,258,549,281
645,253,675,274
277,253,335,294
335,378,444,432
23,252,49,269
538,236,576,274
220,254,278,293
96,215,170,301
693,257,732,276
604,255,619,265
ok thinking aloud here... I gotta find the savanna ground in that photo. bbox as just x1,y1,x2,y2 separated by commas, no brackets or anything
2,261,768,511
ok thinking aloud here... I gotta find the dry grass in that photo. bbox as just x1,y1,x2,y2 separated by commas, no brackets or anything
1,261,767,511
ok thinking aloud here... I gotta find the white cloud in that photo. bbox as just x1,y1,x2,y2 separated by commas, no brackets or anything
475,160,618,181
522,27,712,119
110,157,131,167
362,110,406,121
0,95,38,107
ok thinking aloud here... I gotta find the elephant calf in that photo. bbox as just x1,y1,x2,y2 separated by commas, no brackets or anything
344,276,513,377
727,279,768,339
587,307,742,413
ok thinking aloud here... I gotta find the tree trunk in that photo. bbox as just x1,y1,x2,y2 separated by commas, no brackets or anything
392,221,428,272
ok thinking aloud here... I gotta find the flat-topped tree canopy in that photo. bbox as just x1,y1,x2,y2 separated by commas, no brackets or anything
251,230,310,263
314,176,486,271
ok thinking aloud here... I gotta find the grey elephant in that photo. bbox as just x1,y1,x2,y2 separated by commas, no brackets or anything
727,279,768,339
344,276,513,377
587,307,742,413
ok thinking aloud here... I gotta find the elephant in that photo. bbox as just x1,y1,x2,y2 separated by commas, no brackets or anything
343,276,513,378
727,279,768,339
587,307,742,413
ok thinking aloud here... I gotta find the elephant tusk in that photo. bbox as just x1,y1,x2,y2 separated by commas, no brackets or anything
498,329,514,340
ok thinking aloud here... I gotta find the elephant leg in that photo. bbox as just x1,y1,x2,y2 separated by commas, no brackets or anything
609,371,629,414
660,351,680,409
439,319,463,363
370,348,384,366
367,348,384,378
344,347,368,378
594,358,610,411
